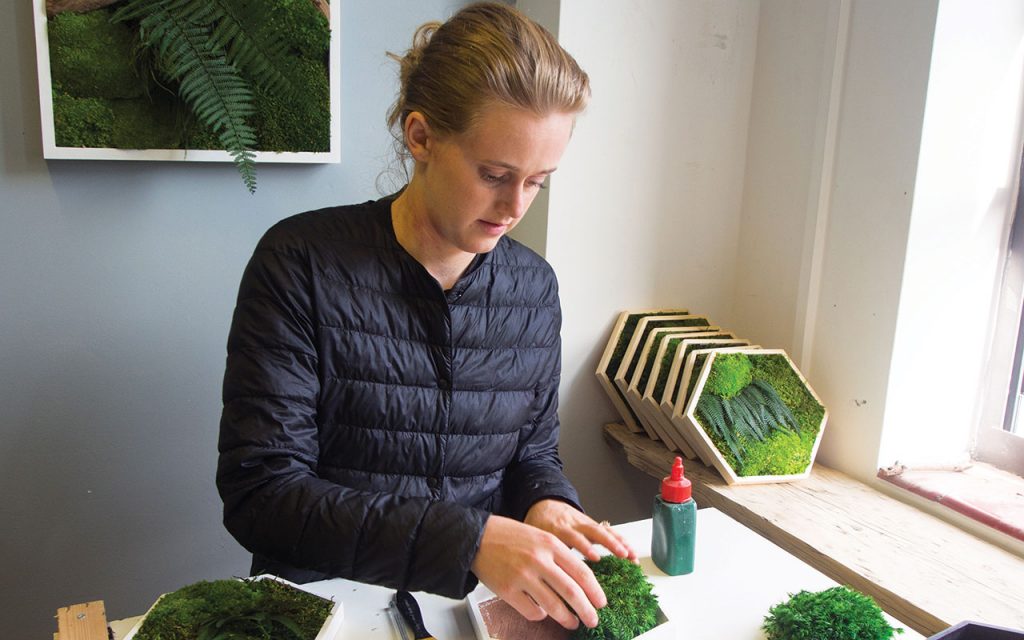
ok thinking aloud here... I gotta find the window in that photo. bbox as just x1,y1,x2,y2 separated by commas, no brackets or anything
976,153,1024,477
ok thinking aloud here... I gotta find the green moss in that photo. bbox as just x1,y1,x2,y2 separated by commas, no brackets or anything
763,586,902,640
623,318,709,382
52,91,114,147
572,555,659,640
704,353,752,399
110,95,184,149
695,353,825,477
250,57,330,151
262,0,331,59
652,337,685,400
134,578,333,640
48,10,144,99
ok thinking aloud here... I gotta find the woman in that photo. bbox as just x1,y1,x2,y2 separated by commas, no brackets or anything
217,2,634,631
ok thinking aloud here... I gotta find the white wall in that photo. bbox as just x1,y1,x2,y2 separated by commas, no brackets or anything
539,0,1020,488
542,0,761,522
880,0,1024,468
804,0,941,478
732,0,841,354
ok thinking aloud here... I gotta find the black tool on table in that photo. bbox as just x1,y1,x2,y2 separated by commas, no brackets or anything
394,590,437,640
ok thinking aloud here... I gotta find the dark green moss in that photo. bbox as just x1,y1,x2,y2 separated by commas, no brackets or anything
109,95,185,149
48,2,332,161
696,353,825,477
572,555,659,640
48,10,144,99
134,578,333,640
623,318,710,382
652,337,685,400
250,57,330,152
262,0,331,59
52,91,114,147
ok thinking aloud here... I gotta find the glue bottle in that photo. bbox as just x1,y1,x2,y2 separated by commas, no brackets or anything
651,456,696,575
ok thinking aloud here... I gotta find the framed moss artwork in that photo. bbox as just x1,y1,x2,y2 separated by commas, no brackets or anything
33,0,340,193
681,348,829,485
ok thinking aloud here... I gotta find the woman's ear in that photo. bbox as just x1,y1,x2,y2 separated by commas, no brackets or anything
404,111,432,162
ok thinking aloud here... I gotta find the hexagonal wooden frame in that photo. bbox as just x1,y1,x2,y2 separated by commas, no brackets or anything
677,348,828,485
595,309,690,434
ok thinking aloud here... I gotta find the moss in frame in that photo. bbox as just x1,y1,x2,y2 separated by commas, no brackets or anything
44,0,333,193
131,577,333,640
688,349,827,481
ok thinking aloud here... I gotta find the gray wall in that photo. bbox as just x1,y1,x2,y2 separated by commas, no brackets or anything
1,1,467,637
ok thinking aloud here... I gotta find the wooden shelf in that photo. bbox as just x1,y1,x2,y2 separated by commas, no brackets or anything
603,422,1024,636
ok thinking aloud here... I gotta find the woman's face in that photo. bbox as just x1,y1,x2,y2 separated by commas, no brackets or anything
414,103,576,256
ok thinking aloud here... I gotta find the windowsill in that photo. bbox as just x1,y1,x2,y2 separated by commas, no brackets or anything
877,462,1024,543
603,421,1024,637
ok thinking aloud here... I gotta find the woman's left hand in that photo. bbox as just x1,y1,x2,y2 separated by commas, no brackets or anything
524,499,638,563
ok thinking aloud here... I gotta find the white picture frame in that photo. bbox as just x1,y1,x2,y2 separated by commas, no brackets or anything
33,0,341,163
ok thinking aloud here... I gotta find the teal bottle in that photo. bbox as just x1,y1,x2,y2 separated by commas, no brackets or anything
651,456,696,575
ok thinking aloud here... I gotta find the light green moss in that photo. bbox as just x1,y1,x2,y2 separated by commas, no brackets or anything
704,353,753,399
696,353,825,477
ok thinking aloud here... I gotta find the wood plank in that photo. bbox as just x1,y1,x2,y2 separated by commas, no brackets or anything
603,422,1024,637
55,601,108,640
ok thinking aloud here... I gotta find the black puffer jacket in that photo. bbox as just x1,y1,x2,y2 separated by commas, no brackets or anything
216,195,580,598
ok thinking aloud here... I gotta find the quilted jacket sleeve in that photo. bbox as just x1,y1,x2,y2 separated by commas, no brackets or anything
216,233,487,598
501,286,583,521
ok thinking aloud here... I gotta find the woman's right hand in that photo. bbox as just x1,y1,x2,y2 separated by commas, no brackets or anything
470,514,607,630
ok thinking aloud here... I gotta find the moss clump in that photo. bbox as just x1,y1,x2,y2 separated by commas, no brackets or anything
250,57,330,151
109,96,184,150
264,0,331,59
695,353,825,477
134,578,333,640
52,92,114,147
572,555,659,640
704,353,753,399
48,10,144,99
763,586,903,640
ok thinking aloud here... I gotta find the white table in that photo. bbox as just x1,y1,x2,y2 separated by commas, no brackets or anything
113,507,922,640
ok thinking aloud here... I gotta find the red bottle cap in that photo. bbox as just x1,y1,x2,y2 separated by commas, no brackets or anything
661,456,691,503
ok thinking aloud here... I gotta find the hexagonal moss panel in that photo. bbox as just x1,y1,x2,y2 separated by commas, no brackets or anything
595,309,704,435
682,349,828,485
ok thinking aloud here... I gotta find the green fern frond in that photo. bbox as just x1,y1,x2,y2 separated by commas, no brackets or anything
750,379,801,433
697,377,802,465
114,0,260,193
207,0,299,97
697,394,745,462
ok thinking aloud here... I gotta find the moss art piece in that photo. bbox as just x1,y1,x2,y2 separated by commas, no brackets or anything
595,310,692,434
762,586,903,640
571,555,660,640
43,0,333,193
687,349,827,482
131,577,334,640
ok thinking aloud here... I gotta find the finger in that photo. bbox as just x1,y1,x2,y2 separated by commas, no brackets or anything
533,564,597,629
550,524,602,561
501,589,548,622
591,523,637,560
555,549,607,613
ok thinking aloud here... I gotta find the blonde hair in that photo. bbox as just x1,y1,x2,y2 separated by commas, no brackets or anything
386,2,589,165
